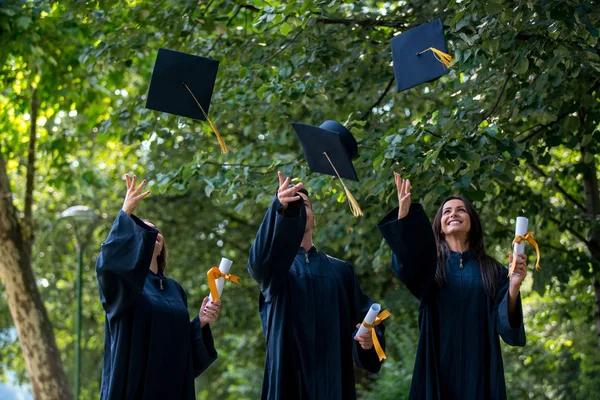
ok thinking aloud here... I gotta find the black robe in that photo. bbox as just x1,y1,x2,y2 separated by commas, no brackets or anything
248,196,385,400
96,211,217,400
378,204,526,400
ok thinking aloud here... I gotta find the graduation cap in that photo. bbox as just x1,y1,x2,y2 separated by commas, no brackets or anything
146,48,229,153
291,120,363,217
391,19,454,92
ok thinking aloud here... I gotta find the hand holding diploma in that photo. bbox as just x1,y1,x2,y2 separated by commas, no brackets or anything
199,296,220,328
207,257,239,302
354,303,390,361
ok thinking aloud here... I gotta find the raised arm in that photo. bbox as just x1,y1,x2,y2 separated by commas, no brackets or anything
95,175,155,319
377,174,437,300
495,257,526,346
178,287,218,377
247,172,306,301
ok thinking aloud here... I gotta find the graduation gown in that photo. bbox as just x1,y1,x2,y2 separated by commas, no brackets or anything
248,196,385,400
378,204,526,400
96,211,217,400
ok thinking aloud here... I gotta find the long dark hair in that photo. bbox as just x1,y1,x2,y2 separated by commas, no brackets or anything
432,196,500,298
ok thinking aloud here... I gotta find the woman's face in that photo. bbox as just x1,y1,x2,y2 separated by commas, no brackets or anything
144,221,164,258
298,192,316,234
440,199,471,236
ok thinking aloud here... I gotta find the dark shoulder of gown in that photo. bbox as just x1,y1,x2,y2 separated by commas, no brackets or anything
378,203,525,400
96,211,217,400
248,195,385,400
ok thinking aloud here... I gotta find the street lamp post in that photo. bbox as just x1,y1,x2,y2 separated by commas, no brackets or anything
59,206,99,400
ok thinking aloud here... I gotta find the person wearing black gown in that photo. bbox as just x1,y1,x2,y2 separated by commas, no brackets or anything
377,173,528,400
247,171,386,400
96,175,221,400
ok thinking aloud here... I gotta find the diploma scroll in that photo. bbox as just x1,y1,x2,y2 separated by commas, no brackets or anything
513,217,528,256
509,217,541,276
355,303,390,361
208,258,237,301
356,303,381,337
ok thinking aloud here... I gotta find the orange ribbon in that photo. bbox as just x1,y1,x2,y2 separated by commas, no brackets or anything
207,266,240,301
361,310,391,361
509,232,541,277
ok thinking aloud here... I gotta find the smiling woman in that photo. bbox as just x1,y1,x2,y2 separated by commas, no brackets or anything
377,174,529,400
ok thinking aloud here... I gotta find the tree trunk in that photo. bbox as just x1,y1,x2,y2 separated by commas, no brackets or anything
22,88,37,259
595,278,600,348
579,106,600,347
0,147,73,398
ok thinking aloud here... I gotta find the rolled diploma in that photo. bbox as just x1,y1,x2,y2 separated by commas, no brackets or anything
209,257,233,301
355,303,381,337
514,217,528,256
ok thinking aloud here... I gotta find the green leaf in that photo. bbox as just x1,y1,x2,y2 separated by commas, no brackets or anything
17,16,32,29
0,8,16,17
515,57,529,75
280,22,293,36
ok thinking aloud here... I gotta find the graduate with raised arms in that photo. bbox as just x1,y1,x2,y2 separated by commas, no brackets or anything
95,175,220,399
377,174,527,400
248,120,386,400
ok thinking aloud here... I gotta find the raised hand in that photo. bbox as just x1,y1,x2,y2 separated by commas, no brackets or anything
277,171,304,211
121,174,151,215
199,296,220,327
395,172,411,219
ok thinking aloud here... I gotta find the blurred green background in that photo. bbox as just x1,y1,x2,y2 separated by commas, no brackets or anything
1,0,599,399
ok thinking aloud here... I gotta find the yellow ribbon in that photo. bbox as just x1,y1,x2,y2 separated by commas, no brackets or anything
322,152,363,217
509,232,541,277
207,266,240,301
417,47,454,69
182,82,229,154
361,310,391,361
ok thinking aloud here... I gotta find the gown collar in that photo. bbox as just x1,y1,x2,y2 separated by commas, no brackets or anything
297,246,318,255
448,248,472,261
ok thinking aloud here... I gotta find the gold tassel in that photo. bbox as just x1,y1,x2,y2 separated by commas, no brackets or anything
323,152,363,217
182,82,229,154
418,47,453,69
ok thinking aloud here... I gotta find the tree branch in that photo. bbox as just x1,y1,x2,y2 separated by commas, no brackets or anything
239,5,413,29
262,28,304,63
514,112,569,143
527,163,587,213
362,76,395,120
315,16,412,29
548,216,590,246
207,4,243,53
481,73,510,122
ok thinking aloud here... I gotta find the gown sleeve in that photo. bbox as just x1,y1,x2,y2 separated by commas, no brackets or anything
95,210,158,319
494,266,526,346
349,264,385,373
247,194,306,301
377,203,438,300
178,285,219,377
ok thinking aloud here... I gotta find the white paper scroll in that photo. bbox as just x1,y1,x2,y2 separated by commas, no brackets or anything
355,303,381,337
514,217,529,256
209,257,233,301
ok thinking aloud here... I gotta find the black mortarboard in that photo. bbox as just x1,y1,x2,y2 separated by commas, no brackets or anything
391,19,453,93
146,48,229,153
291,120,363,217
